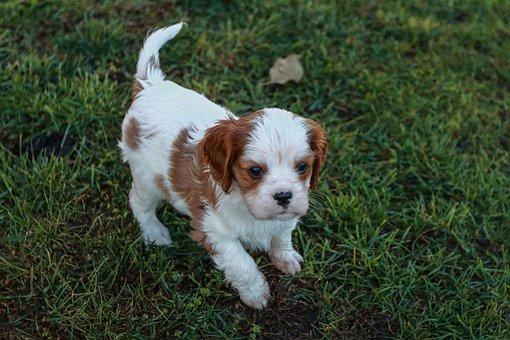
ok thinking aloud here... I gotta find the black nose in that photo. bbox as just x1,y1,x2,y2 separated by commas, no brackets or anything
273,191,293,207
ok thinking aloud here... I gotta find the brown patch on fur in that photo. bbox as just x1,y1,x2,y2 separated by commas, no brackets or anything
123,117,141,150
169,127,218,254
305,119,328,190
232,160,267,196
297,154,316,182
131,80,143,100
169,128,204,210
154,174,170,200
198,111,263,193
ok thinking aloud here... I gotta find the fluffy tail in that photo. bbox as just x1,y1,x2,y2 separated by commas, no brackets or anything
135,22,184,84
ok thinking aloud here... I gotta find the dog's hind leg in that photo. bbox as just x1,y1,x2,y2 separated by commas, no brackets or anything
129,177,172,246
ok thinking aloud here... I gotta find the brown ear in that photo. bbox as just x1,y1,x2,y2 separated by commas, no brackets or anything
306,119,328,190
199,119,238,193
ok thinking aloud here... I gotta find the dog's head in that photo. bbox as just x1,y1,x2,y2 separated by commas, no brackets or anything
199,108,327,220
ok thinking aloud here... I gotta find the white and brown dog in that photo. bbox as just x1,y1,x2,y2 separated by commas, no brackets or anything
119,23,327,309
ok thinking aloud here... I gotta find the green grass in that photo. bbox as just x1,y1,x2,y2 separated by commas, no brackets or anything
1,0,509,338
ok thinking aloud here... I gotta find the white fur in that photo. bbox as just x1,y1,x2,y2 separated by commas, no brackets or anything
200,191,299,307
136,22,183,81
120,24,307,309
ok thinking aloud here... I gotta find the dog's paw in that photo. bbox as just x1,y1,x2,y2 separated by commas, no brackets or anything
270,249,303,275
239,277,270,310
143,224,172,246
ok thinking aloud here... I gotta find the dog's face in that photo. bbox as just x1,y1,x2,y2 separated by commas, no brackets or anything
200,108,327,220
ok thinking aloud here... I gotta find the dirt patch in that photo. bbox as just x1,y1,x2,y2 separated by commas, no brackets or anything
25,133,76,157
218,265,318,339
2,132,76,158
474,237,503,256
253,275,317,338
340,306,397,338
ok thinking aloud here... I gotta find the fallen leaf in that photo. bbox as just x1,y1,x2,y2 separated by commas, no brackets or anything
268,54,304,84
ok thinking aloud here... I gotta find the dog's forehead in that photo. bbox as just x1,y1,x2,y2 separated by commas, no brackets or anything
243,109,311,164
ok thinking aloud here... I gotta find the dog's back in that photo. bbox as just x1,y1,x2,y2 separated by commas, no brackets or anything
119,23,230,198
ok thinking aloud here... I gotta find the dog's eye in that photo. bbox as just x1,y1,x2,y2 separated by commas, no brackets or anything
296,162,308,174
248,166,263,178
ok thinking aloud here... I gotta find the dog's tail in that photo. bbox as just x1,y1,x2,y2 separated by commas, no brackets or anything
133,22,184,97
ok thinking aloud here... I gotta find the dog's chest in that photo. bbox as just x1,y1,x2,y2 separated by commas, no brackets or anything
218,194,297,251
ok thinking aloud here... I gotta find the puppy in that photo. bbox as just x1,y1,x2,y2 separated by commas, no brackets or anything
119,23,327,309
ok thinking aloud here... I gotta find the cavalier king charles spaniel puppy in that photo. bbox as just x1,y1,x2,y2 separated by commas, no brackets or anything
119,23,327,309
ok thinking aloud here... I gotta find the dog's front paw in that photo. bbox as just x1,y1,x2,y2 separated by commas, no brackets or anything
143,223,172,246
270,249,303,275
238,277,270,310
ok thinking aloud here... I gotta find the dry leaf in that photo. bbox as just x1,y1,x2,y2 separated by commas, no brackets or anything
268,54,304,84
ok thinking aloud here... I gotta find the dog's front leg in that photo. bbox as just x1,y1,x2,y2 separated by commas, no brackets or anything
211,238,269,309
269,228,303,275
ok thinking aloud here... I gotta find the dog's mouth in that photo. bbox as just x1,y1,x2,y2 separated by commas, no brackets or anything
274,211,298,221
258,207,304,221
244,197,308,221
248,208,300,221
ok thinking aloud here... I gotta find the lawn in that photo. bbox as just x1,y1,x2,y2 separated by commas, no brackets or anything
1,0,509,338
